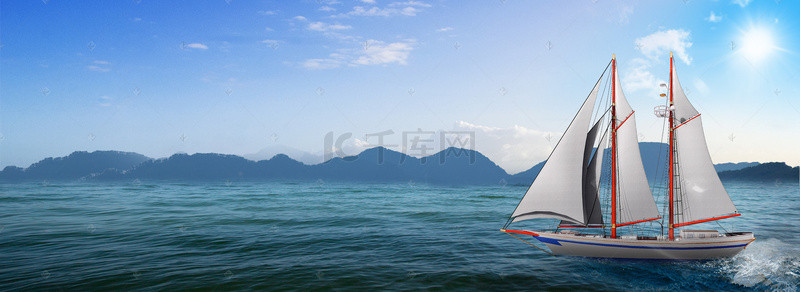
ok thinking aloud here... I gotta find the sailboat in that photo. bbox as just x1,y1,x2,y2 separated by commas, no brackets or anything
500,53,755,260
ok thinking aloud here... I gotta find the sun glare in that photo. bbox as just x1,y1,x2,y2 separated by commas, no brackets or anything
740,27,776,62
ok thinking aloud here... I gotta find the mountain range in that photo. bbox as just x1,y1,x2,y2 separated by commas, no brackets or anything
1,143,796,184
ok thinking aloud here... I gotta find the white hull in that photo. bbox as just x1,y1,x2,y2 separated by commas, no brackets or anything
528,231,755,260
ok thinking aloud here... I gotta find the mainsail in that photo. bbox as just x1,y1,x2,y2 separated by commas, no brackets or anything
670,62,738,225
510,80,602,224
613,71,661,225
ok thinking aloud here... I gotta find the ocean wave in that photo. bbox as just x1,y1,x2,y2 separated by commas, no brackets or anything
708,238,800,291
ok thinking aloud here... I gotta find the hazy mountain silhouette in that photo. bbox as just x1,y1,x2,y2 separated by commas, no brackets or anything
0,151,149,180
0,145,788,184
714,162,760,172
718,162,799,182
507,161,546,185
120,153,254,180
244,144,323,165
308,147,507,184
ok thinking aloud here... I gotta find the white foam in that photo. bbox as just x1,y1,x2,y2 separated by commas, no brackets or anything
708,238,800,290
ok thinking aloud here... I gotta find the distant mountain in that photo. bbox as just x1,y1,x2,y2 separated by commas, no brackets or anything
718,162,799,182
244,144,323,165
308,147,508,184
0,151,150,180
0,146,791,184
0,147,506,184
714,162,760,172
507,161,545,185
120,153,254,180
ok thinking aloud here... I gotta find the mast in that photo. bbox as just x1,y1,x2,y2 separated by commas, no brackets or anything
668,52,675,240
611,54,618,239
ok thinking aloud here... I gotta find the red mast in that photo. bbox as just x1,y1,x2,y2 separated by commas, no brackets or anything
611,54,618,239
668,52,675,240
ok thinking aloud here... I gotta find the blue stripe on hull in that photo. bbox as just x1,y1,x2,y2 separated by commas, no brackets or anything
533,236,748,250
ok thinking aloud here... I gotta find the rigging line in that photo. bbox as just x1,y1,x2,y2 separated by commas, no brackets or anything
593,65,613,125
614,111,635,131
503,231,554,256
716,220,730,233
673,114,701,130
601,123,613,236
598,94,611,226
503,59,613,229
654,92,670,230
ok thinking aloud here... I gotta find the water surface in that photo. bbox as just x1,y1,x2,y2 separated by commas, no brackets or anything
1,180,798,290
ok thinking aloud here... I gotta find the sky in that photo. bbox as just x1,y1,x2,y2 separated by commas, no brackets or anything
1,0,799,174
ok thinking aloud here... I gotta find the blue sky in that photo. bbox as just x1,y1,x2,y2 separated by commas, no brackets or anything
1,0,798,173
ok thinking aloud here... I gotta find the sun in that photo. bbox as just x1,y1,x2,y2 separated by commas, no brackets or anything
739,27,776,62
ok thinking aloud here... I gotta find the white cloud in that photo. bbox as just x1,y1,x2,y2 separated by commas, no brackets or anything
706,11,722,23
451,121,557,174
308,21,352,32
399,7,420,16
87,65,109,72
353,39,415,65
693,78,709,95
339,1,430,17
635,29,692,65
732,0,751,7
626,29,691,94
300,39,416,69
87,60,111,72
359,0,376,3
618,5,633,24
622,58,664,95
261,39,280,49
347,6,392,16
292,15,307,21
319,6,336,11
302,58,343,70
133,17,142,22
436,27,453,32
258,10,278,16
185,43,208,50
327,136,372,158
389,1,431,7
99,95,112,107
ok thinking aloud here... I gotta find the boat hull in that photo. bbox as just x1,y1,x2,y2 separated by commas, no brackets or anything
529,231,755,260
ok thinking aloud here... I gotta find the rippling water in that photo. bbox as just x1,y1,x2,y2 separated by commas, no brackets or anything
1,180,798,290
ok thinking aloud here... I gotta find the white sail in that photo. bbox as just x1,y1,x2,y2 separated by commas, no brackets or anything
671,65,738,224
511,80,602,224
613,71,661,224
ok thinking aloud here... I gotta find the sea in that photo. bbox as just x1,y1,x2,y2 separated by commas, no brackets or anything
1,180,798,291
